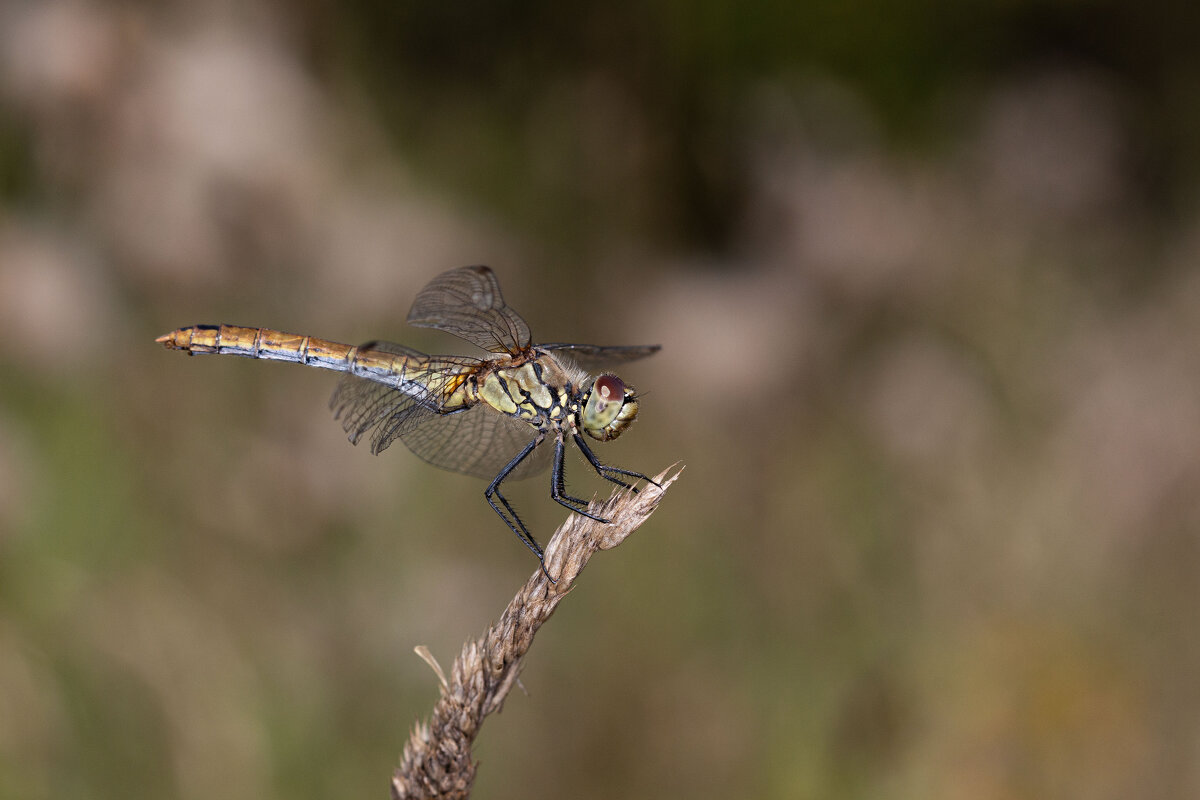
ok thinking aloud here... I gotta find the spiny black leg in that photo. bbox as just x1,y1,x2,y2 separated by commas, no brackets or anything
493,490,537,554
550,437,610,524
572,433,661,490
486,435,554,581
551,438,590,509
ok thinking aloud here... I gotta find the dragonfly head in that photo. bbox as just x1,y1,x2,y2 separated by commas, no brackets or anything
581,374,639,442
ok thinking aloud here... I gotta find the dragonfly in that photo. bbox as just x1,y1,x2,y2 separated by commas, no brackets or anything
157,265,659,575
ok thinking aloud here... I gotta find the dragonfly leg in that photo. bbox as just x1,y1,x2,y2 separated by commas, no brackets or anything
550,436,610,524
572,433,661,492
486,435,555,580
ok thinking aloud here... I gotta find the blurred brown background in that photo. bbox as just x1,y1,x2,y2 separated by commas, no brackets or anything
2,1,1200,798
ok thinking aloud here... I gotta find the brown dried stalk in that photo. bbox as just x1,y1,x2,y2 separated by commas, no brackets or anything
391,465,682,800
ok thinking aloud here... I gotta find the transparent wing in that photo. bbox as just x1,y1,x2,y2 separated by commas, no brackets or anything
328,341,481,455
401,403,552,481
329,339,551,480
540,343,661,373
406,265,532,354
331,377,438,455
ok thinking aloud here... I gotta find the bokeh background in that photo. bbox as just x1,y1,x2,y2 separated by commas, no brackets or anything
3,1,1200,798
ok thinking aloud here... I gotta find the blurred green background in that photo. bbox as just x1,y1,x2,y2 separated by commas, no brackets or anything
2,1,1200,798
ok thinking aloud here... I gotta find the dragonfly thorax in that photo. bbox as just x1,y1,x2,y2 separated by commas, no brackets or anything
476,358,575,428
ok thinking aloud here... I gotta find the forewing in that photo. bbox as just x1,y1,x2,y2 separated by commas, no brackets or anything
400,403,552,481
540,343,661,373
407,265,532,354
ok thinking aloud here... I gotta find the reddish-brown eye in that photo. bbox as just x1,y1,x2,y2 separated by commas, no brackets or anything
595,374,625,402
583,373,637,441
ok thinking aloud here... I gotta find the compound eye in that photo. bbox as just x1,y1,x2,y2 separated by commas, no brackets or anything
582,374,627,439
594,374,625,403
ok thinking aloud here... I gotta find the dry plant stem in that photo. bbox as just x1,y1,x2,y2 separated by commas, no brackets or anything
391,465,682,800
